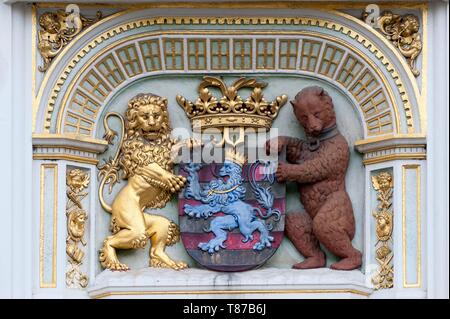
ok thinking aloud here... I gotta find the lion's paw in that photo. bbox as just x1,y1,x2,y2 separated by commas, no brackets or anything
150,258,188,271
184,204,210,219
253,235,274,251
198,238,226,254
184,204,200,218
99,244,130,271
99,253,129,271
105,262,130,271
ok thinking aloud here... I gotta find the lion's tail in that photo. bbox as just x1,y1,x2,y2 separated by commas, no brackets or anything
98,176,112,213
97,112,126,214
166,221,181,246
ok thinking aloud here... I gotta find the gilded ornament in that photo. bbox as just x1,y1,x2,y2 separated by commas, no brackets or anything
363,10,422,76
66,168,90,288
98,93,197,271
176,76,287,131
67,168,90,192
371,171,394,290
37,10,102,72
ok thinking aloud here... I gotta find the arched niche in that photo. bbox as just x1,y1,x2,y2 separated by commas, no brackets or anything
32,7,427,298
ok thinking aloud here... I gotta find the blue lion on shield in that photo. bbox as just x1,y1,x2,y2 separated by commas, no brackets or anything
183,150,281,254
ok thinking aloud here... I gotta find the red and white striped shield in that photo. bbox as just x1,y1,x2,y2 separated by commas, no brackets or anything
178,159,285,272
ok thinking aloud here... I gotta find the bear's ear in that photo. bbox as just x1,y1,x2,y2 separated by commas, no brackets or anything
290,100,295,107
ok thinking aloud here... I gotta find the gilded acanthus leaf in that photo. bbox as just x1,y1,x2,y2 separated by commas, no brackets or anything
196,88,218,114
199,76,228,95
268,95,288,118
245,87,268,114
176,95,195,117
232,77,267,91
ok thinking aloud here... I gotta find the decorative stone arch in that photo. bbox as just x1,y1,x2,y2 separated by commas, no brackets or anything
31,7,427,298
33,10,425,134
54,31,401,138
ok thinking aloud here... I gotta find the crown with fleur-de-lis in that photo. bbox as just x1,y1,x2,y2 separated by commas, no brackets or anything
176,76,287,131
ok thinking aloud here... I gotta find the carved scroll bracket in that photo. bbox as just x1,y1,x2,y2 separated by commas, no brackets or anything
37,9,102,72
363,10,422,77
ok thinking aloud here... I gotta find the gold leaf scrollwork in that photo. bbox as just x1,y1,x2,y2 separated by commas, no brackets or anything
37,10,102,72
363,10,422,76
197,88,218,114
66,169,90,288
245,87,268,115
371,171,394,290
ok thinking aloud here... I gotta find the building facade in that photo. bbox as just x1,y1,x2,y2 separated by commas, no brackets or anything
0,0,448,299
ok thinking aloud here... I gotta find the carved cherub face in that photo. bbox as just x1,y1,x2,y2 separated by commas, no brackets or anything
400,15,420,36
377,172,393,191
39,13,60,34
291,86,336,136
67,169,90,193
378,215,387,228
126,93,170,140
68,210,87,240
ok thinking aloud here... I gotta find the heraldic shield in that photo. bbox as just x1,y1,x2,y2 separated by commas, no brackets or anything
177,76,288,271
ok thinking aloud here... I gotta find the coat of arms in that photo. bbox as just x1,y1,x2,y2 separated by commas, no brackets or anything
177,77,287,271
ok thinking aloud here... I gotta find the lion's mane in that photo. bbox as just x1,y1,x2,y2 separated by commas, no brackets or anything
119,93,173,179
202,162,246,206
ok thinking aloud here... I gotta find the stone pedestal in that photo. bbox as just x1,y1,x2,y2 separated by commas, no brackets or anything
88,268,372,299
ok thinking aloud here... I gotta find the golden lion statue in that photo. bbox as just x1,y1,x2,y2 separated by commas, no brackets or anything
98,93,193,271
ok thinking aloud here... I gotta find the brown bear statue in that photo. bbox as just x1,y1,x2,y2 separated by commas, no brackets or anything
266,86,362,270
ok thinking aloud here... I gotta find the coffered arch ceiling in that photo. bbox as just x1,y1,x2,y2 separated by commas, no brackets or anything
33,8,425,142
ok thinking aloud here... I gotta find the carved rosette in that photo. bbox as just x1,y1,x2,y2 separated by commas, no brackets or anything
66,168,90,288
371,172,394,290
37,9,102,72
363,10,422,76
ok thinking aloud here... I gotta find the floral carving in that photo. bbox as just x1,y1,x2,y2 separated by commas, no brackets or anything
371,171,394,290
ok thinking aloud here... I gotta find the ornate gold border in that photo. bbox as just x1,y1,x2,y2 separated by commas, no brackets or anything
363,153,426,165
32,11,424,137
402,164,422,288
39,164,58,288
33,133,108,145
355,133,426,146
34,154,98,165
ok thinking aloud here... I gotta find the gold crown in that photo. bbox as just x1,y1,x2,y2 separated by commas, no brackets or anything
225,149,247,167
177,76,287,131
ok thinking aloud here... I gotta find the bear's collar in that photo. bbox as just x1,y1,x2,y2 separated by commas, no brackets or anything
305,124,339,151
